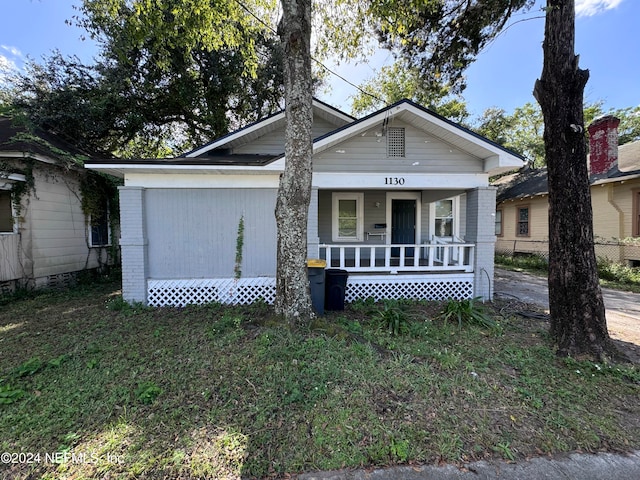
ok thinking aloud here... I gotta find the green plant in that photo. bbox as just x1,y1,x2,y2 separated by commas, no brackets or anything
349,296,377,314
135,381,163,404
12,357,44,377
0,382,25,405
375,299,407,335
389,438,410,462
493,441,516,461
495,253,549,272
597,258,640,285
440,297,496,329
234,215,244,279
105,296,149,315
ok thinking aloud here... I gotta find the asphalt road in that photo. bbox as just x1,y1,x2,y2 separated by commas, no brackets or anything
494,268,640,361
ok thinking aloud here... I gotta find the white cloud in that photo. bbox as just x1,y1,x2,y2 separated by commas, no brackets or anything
0,54,17,72
576,0,624,17
0,45,22,58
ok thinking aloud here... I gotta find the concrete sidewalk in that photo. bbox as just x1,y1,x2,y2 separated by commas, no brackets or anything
298,450,640,479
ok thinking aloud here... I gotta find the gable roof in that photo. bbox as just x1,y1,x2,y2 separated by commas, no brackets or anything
184,98,354,158
496,139,640,203
312,98,524,174
86,98,525,177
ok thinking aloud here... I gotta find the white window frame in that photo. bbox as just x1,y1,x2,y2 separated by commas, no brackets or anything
385,192,422,245
332,192,364,242
429,196,460,240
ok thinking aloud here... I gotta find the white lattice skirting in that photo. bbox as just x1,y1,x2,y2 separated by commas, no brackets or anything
147,274,474,307
344,274,474,302
148,278,276,307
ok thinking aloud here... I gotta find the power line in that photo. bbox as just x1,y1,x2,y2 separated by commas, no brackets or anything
234,0,384,105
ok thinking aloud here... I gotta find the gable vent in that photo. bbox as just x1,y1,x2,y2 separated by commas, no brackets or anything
387,127,405,157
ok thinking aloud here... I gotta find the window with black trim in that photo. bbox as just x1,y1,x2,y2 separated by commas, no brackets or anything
0,190,14,233
387,127,405,157
89,202,110,247
517,206,530,237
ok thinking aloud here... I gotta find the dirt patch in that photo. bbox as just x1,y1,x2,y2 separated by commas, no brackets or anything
495,268,640,364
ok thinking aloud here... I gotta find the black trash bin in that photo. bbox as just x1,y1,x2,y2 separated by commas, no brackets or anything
307,259,327,315
325,269,349,311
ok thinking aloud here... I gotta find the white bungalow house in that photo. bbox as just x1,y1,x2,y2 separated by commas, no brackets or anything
86,99,524,307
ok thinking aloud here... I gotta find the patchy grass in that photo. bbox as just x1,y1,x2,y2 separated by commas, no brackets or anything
0,283,638,479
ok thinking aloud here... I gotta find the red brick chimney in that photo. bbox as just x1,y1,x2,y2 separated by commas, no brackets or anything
588,115,620,176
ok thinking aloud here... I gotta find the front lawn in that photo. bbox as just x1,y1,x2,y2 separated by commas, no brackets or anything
1,283,638,479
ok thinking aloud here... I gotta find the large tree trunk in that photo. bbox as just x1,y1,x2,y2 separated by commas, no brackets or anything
533,0,613,359
275,0,314,322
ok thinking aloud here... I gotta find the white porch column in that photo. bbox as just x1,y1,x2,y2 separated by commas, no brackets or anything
307,186,320,259
118,186,148,304
465,186,497,301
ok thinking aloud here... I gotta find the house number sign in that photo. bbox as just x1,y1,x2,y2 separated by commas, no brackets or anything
384,177,405,185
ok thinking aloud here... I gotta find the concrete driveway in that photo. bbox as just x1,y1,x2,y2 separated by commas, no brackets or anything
494,268,640,362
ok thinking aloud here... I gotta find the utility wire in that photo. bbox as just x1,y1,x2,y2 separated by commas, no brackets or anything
234,0,384,104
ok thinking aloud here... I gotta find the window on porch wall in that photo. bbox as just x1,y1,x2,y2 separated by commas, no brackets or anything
332,192,364,242
0,190,14,233
495,209,503,236
435,200,454,237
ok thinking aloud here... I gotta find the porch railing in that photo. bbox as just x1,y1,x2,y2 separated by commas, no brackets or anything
318,242,475,273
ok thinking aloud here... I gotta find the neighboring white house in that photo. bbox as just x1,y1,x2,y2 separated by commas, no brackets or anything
87,99,524,307
0,118,117,292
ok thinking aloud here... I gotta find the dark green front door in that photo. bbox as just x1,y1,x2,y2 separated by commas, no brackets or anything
391,199,416,257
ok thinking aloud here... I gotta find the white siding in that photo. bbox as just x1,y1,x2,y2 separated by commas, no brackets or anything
25,168,105,279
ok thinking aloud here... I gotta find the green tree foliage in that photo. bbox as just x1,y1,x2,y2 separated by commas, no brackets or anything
613,105,640,145
350,60,469,122
9,0,284,157
369,0,537,94
475,101,638,167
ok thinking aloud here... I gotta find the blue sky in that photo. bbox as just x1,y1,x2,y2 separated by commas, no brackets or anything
1,0,638,119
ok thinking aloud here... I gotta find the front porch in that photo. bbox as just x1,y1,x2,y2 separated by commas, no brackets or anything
146,240,477,307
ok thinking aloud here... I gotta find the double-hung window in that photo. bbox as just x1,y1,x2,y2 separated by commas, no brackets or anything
633,190,640,237
517,206,530,237
89,200,110,247
332,192,364,242
495,209,503,236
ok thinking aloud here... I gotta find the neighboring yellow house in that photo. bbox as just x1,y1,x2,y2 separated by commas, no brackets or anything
495,116,640,266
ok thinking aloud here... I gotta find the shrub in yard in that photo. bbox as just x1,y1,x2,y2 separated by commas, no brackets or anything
440,297,496,329
375,299,407,336
597,258,640,285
